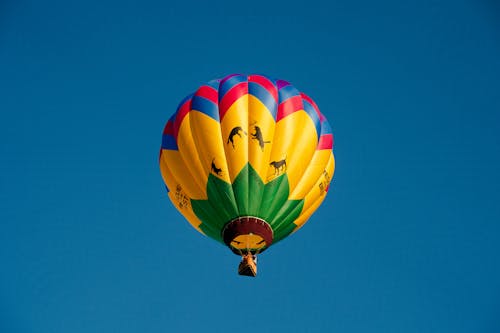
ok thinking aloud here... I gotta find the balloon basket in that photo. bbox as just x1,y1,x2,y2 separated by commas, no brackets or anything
238,254,257,277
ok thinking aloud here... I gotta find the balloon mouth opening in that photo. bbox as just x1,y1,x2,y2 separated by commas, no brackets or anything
222,217,274,255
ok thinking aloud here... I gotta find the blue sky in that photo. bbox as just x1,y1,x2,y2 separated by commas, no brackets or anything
1,0,499,332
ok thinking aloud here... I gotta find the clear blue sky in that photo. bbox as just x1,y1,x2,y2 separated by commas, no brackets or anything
1,0,499,332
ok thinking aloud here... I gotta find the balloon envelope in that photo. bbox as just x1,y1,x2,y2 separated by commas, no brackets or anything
159,74,334,255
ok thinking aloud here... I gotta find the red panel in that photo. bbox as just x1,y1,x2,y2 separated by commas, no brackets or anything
249,75,278,103
276,95,304,121
194,85,218,104
173,99,191,139
317,134,333,150
162,120,175,135
219,81,248,120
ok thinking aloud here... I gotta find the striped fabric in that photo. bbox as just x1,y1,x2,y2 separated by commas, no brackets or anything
159,74,335,253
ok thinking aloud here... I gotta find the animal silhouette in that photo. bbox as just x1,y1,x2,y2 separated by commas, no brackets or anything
211,158,222,176
270,157,287,175
251,126,270,151
227,126,247,148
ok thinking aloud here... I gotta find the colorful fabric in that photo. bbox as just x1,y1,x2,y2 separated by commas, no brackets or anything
159,74,335,249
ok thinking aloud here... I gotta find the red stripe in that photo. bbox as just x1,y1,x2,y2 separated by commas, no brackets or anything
173,99,191,139
194,85,218,104
300,93,324,122
317,134,333,150
249,75,278,103
276,96,303,121
219,81,248,120
163,120,175,135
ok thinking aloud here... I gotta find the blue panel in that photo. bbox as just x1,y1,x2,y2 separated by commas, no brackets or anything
191,96,219,121
162,134,178,150
303,100,321,138
206,79,220,90
218,74,247,99
320,119,332,135
278,84,300,103
249,82,277,119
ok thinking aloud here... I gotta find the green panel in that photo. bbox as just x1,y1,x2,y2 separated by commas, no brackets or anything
206,174,239,220
270,199,304,228
273,222,297,243
191,174,239,243
232,164,249,215
199,223,224,243
190,198,225,243
247,164,265,215
258,174,288,220
232,163,268,217
191,163,305,245
272,200,305,243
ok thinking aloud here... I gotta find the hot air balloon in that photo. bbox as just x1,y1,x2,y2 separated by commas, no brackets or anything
159,74,334,276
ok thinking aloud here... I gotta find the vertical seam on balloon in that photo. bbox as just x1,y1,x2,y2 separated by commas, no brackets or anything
171,97,210,196
215,75,241,218
258,80,293,226
249,76,269,217
288,116,331,199
273,114,332,233
187,81,239,229
264,90,323,233
218,77,244,218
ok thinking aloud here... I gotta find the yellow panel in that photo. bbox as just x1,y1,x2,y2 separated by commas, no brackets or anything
266,111,318,188
159,153,204,234
160,150,205,199
248,95,276,182
293,153,335,230
300,152,335,213
159,151,176,192
289,149,332,200
176,112,209,193
189,110,232,184
220,95,248,182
